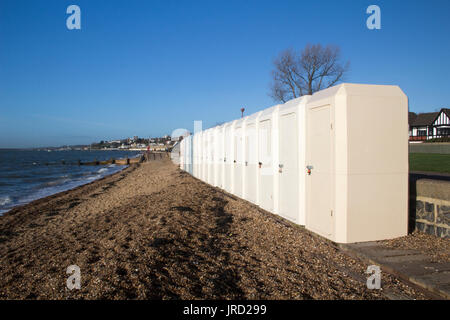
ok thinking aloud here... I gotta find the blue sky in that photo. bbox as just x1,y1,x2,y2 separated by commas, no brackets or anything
1,0,449,148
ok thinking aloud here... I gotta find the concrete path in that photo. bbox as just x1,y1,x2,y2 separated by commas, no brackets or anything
339,241,450,299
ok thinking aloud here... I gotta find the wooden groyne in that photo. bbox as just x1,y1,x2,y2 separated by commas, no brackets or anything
44,152,169,166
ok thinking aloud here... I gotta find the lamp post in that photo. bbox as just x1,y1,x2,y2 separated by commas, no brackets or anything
240,107,245,118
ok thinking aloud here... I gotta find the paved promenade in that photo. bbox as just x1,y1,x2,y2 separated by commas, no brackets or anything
340,241,450,299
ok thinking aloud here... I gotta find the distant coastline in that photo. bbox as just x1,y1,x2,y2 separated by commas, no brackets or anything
0,135,178,153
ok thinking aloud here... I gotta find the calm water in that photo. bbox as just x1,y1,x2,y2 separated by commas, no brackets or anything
0,149,141,214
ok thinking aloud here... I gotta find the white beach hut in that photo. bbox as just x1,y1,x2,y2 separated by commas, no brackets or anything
207,129,215,185
191,134,195,177
201,130,208,182
223,121,234,193
193,132,201,179
277,96,310,225
257,105,280,213
243,111,261,204
213,125,224,188
305,83,408,243
232,117,247,197
198,131,203,181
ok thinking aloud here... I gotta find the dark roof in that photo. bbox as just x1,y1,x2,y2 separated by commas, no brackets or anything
408,112,417,125
411,112,439,126
442,108,450,119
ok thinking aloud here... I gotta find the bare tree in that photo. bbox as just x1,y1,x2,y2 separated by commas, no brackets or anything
269,44,350,102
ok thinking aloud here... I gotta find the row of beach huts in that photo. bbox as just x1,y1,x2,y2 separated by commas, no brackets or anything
177,83,409,244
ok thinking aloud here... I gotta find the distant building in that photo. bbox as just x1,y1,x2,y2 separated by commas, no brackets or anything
409,108,450,141
434,108,450,137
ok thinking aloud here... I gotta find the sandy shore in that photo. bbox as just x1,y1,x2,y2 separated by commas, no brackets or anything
0,159,433,299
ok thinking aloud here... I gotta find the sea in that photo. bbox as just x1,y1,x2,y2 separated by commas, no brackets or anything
0,149,141,215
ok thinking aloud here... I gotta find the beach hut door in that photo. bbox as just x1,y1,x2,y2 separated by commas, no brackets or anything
258,119,273,212
307,105,333,236
279,112,299,223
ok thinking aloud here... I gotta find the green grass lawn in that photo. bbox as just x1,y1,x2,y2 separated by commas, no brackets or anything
409,153,450,174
